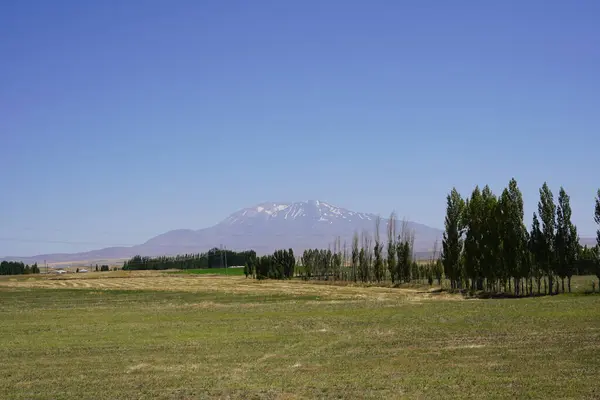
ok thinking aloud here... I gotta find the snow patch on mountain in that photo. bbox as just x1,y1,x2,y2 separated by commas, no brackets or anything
221,200,372,226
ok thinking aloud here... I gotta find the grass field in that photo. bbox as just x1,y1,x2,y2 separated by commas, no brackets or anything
1,272,599,399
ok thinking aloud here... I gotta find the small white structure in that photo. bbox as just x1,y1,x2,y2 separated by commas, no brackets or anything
79,269,88,273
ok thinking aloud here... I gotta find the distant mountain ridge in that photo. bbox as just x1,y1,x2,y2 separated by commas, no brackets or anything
5,200,595,265
139,200,442,257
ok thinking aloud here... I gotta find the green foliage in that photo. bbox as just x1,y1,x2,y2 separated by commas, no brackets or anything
122,248,257,271
596,189,600,245
396,241,410,283
373,217,385,282
463,186,484,290
538,183,557,294
595,189,600,282
351,232,359,282
555,187,578,292
358,243,369,283
0,261,40,276
301,248,334,280
479,186,500,290
254,255,272,280
331,239,343,281
442,188,465,289
499,179,528,295
301,250,313,280
530,213,545,293
272,249,296,279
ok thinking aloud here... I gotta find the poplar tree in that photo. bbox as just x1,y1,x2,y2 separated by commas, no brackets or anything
555,188,578,292
351,232,359,282
373,216,385,282
442,188,465,290
387,212,397,283
529,213,544,294
464,186,483,290
499,179,527,295
358,247,367,283
538,183,556,294
595,189,600,288
481,186,500,291
396,219,415,283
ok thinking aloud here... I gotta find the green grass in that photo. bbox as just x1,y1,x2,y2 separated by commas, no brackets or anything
167,267,246,276
1,278,599,399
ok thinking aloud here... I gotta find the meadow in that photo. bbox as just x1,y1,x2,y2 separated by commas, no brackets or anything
0,272,599,399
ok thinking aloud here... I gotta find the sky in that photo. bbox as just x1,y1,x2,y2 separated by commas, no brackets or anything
1,0,599,257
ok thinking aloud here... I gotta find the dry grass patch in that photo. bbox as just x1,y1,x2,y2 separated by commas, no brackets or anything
0,271,461,303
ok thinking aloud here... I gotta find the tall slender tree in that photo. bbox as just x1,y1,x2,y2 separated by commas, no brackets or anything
365,231,373,282
480,186,500,291
343,240,348,281
595,189,600,288
463,186,484,290
538,183,556,294
332,237,342,281
351,232,359,282
387,212,397,283
499,179,528,295
555,188,579,292
529,213,544,294
373,216,385,282
442,188,465,290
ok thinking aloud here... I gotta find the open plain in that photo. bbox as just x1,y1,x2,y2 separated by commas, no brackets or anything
1,271,599,399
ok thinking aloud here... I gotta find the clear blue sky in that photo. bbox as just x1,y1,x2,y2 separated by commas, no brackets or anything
1,0,599,257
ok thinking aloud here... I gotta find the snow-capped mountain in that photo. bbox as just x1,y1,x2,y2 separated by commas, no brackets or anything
222,200,373,226
199,200,442,255
3,201,443,263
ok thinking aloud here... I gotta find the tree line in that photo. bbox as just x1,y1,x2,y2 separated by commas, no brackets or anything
441,180,600,295
0,261,40,275
248,216,444,286
122,248,257,270
247,182,600,296
243,249,296,279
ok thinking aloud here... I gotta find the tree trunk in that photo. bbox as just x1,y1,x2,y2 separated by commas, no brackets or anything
561,278,565,294
544,277,548,295
547,275,553,295
567,276,571,293
529,278,533,296
537,278,541,295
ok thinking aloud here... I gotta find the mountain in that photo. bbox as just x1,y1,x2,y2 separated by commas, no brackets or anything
4,200,442,264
